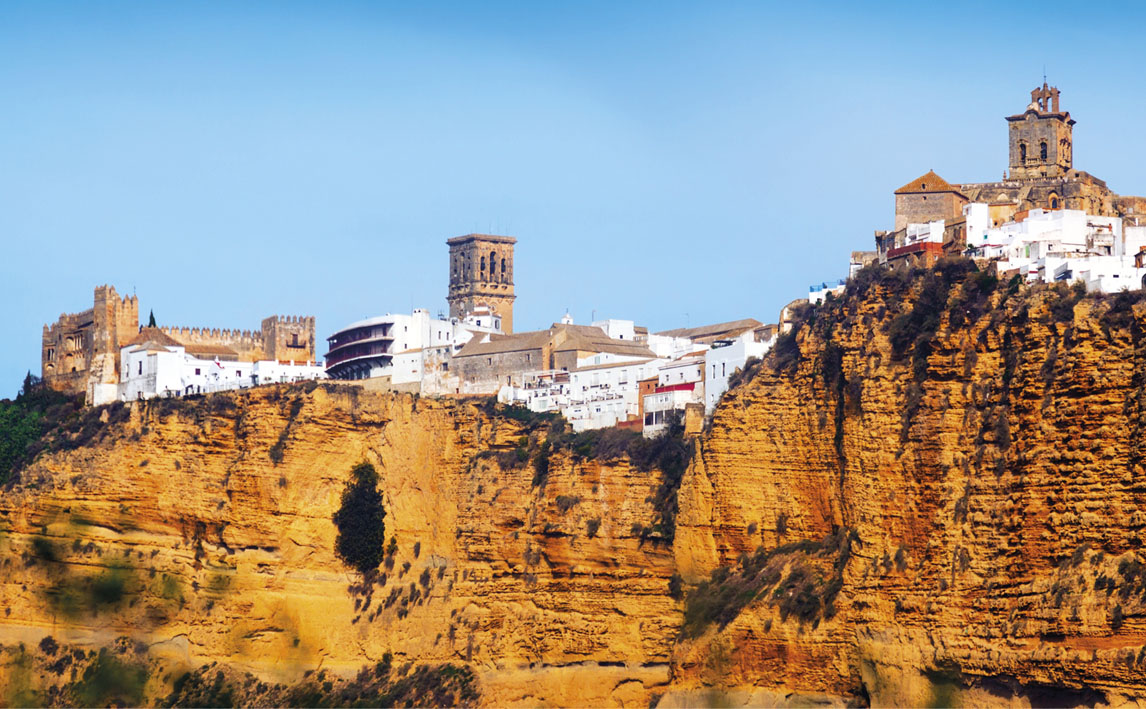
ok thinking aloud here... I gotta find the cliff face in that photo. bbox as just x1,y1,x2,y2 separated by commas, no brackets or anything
7,264,1146,707
672,265,1146,706
0,386,679,707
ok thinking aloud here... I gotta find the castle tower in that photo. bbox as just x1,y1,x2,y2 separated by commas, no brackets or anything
1007,82,1074,180
261,315,317,363
447,234,516,334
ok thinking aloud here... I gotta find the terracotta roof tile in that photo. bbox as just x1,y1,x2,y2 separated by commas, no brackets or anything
894,170,966,197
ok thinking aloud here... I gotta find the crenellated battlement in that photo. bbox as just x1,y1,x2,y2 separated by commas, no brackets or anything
159,326,260,343
41,284,314,402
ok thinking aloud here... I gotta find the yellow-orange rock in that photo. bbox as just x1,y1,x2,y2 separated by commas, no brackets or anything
0,386,678,706
670,271,1146,706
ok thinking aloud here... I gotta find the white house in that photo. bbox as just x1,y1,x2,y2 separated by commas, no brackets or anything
325,307,501,383
704,334,773,414
642,351,705,437
809,280,846,305
119,329,324,401
960,207,1146,292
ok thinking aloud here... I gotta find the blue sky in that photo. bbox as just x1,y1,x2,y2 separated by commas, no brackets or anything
3,1,1145,395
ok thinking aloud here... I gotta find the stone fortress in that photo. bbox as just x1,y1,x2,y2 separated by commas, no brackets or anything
41,285,140,401
42,286,316,404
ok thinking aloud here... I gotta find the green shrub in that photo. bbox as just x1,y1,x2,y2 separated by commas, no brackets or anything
333,463,386,575
69,648,148,707
770,330,800,372
725,356,762,392
531,441,551,488
681,529,856,638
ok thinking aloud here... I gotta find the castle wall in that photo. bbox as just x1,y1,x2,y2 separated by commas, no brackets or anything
157,315,316,364
261,315,317,363
41,286,138,398
157,326,266,362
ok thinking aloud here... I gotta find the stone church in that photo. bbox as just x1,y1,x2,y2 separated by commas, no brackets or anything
879,83,1146,259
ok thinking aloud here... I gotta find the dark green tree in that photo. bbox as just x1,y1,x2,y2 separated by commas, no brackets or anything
332,462,386,574
147,310,157,327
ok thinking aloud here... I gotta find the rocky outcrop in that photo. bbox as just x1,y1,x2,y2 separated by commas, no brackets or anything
671,264,1146,706
0,386,679,706
7,262,1146,707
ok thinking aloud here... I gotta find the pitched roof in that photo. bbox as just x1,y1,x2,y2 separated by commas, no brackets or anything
453,323,656,359
654,318,762,340
552,324,656,357
454,329,552,357
124,327,184,352
894,170,965,196
574,358,656,373
183,343,240,360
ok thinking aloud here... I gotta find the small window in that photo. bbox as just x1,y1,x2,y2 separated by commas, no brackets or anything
1020,143,1027,162
1040,141,1048,161
138,361,142,375
487,357,492,365
237,371,241,377
195,368,201,375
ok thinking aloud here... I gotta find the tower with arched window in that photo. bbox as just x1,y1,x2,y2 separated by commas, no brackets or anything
446,233,517,333
1007,82,1074,179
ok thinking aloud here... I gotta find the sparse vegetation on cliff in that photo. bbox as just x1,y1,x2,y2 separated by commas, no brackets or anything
0,374,83,486
681,528,857,639
163,657,479,708
333,462,386,575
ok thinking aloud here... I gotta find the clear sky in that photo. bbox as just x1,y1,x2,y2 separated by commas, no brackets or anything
3,1,1145,395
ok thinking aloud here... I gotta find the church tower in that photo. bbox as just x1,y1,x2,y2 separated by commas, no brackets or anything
447,234,516,333
1007,82,1074,180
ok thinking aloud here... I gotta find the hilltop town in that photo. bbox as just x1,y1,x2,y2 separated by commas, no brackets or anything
38,83,1146,436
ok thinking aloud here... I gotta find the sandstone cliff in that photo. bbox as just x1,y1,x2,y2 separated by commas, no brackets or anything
672,263,1146,706
6,262,1146,707
0,386,680,706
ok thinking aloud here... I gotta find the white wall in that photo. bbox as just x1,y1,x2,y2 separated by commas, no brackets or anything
658,358,703,387
591,319,636,341
704,335,772,414
646,334,695,359
120,345,324,401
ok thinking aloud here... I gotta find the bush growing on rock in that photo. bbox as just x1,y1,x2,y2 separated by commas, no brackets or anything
333,463,386,575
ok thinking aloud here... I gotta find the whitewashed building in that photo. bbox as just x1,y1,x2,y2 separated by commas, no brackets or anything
964,207,1146,292
119,329,324,401
325,307,500,382
642,351,705,437
809,280,846,305
704,334,773,414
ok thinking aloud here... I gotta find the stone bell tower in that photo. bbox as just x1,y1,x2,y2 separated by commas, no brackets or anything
1007,82,1074,180
446,234,516,334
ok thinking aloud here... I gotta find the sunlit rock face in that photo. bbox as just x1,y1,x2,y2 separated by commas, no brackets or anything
0,384,680,707
7,265,1146,707
671,266,1146,707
